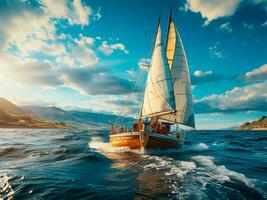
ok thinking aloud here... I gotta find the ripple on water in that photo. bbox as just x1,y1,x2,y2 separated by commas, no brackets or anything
0,172,14,200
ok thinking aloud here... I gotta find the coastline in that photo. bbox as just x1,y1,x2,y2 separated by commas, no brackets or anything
251,127,267,130
0,122,76,130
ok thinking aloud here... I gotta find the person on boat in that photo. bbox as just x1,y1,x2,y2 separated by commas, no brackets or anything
132,120,143,132
110,121,116,134
118,126,125,133
151,117,160,134
159,123,170,135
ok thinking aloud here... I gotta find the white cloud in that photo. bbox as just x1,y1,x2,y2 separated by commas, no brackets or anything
0,0,94,53
41,0,93,26
0,0,136,102
262,20,267,27
182,0,267,26
62,67,136,95
218,22,232,32
14,98,57,107
79,94,140,117
72,44,99,67
195,81,267,113
93,7,102,21
191,70,221,85
241,64,267,82
194,70,213,77
0,59,63,87
98,41,129,56
19,40,67,58
56,55,75,67
183,0,241,25
0,1,55,51
74,33,95,47
40,0,69,18
71,0,92,26
0,0,103,69
98,42,113,55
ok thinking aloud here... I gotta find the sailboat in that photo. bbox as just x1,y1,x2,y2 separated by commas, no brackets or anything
110,12,195,149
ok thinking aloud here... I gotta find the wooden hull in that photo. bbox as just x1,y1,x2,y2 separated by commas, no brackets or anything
144,132,183,149
110,132,141,149
110,131,184,149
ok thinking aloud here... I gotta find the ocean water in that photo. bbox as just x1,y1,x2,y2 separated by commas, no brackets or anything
0,129,266,200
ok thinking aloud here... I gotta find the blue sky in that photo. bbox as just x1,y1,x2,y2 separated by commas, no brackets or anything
0,0,266,129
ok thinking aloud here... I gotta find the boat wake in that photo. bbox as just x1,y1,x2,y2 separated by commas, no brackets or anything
89,137,265,199
141,154,267,199
88,136,266,199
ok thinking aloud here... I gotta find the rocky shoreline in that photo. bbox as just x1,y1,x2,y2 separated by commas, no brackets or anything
237,116,267,130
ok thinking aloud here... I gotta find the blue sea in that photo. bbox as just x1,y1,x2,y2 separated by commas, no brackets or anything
0,129,266,200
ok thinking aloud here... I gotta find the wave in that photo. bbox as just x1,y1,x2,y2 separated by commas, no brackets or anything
225,147,253,153
142,155,196,179
252,137,267,142
140,154,267,199
180,143,209,153
191,155,253,185
0,146,30,158
0,172,14,200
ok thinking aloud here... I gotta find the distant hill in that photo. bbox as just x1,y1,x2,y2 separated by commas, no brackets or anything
238,116,267,130
24,106,135,129
0,97,73,129
0,97,32,116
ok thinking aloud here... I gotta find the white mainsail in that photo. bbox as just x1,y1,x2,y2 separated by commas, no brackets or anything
161,13,195,128
141,22,175,118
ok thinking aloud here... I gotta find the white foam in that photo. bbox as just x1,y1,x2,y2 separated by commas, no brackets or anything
191,155,256,189
192,143,209,151
182,143,209,152
142,155,196,180
191,155,214,167
0,172,14,199
142,154,266,199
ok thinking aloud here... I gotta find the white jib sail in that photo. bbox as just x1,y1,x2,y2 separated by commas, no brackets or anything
162,17,195,128
141,23,175,118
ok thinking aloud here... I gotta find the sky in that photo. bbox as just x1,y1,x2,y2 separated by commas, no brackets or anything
0,0,266,129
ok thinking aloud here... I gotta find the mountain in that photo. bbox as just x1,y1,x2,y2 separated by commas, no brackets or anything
0,97,73,129
24,106,135,129
237,116,267,130
0,97,32,116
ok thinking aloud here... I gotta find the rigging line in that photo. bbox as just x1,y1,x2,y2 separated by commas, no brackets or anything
135,69,146,119
116,68,144,124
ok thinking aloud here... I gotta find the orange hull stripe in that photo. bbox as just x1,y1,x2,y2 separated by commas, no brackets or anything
110,135,141,149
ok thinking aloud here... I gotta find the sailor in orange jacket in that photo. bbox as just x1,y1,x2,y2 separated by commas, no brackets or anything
151,117,160,133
